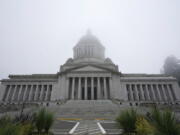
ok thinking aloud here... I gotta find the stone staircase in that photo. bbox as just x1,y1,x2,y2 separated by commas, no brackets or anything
48,100,127,119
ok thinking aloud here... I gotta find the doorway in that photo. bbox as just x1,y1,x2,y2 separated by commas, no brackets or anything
81,87,85,100
87,87,91,100
94,87,97,100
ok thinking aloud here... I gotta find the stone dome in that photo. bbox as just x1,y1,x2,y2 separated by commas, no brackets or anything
73,30,105,63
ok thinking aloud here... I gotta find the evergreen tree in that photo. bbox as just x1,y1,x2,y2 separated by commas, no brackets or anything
163,55,180,86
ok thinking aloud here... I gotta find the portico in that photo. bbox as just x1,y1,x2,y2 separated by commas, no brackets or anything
67,76,111,100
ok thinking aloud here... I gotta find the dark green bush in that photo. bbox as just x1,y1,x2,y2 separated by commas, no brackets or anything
116,108,138,134
150,108,180,135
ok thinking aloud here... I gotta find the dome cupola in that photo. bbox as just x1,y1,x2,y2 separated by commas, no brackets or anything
73,30,105,63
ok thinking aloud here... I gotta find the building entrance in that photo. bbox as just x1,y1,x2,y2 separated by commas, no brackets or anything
87,87,91,100
94,87,97,100
81,88,85,100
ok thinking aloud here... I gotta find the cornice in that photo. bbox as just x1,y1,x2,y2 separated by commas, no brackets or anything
120,78,177,82
1,79,58,83
59,63,121,75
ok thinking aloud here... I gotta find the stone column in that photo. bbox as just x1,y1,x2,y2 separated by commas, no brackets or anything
78,77,81,100
91,77,94,100
40,85,44,101
134,85,139,101
18,85,22,101
6,85,10,101
137,85,141,101
71,77,75,100
156,84,162,101
127,84,133,101
15,86,21,101
15,85,19,101
168,84,176,101
103,77,107,99
140,84,145,101
43,85,46,101
34,85,39,101
129,84,133,101
97,77,101,99
167,84,173,101
7,85,12,101
37,85,41,101
85,77,87,100
45,85,48,101
23,85,28,101
150,85,155,101
47,85,52,101
28,85,33,101
11,85,15,101
12,85,17,101
163,85,170,101
153,85,159,101
66,78,70,99
158,84,164,101
161,84,167,101
151,85,156,101
109,77,112,99
145,85,150,101
3,85,10,101
45,85,49,101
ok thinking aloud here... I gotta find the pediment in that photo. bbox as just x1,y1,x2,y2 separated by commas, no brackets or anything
70,65,108,72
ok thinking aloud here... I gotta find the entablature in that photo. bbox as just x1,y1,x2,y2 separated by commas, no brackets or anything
66,72,111,78
1,79,57,84
120,77,177,82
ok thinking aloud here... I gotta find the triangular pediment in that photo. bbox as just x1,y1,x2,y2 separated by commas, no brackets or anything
70,65,108,72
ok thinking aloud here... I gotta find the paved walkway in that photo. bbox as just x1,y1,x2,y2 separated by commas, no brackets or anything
71,120,103,135
52,120,77,135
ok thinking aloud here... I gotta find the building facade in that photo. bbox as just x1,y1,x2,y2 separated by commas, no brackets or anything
0,31,180,105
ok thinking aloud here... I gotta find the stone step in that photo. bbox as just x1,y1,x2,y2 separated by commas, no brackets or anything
48,100,123,116
47,100,130,120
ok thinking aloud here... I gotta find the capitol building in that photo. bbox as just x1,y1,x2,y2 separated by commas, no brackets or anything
0,31,180,105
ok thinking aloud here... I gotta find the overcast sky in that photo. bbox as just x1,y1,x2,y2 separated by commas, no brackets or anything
0,0,180,79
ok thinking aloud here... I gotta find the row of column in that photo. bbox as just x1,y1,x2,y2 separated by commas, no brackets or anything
2,84,53,102
126,84,176,102
74,46,104,59
75,46,94,58
68,77,111,100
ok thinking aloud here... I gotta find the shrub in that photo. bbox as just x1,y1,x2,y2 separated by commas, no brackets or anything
150,108,180,135
35,108,46,133
20,123,34,135
35,108,54,134
44,111,54,133
1,124,21,135
0,121,21,135
116,108,138,134
136,116,154,135
0,115,12,127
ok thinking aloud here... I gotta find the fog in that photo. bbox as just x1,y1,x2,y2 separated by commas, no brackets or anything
0,0,180,79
